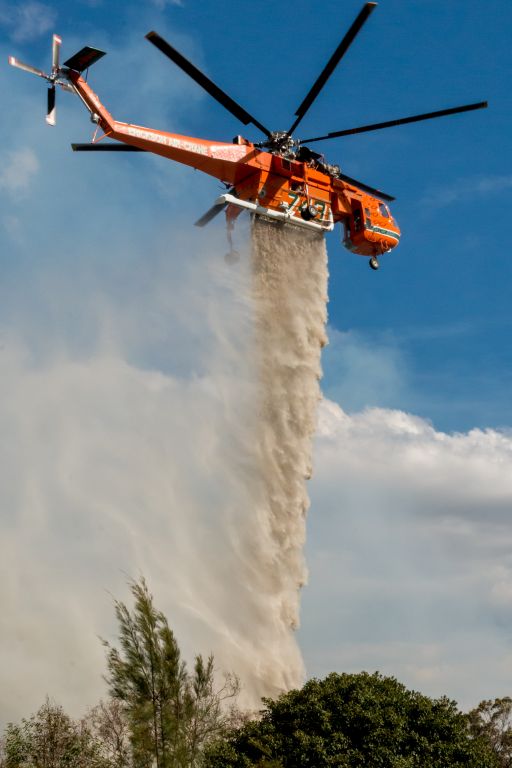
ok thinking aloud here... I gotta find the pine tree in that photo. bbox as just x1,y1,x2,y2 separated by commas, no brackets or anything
102,577,239,768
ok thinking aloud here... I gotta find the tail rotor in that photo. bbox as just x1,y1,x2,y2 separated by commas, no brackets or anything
9,33,66,126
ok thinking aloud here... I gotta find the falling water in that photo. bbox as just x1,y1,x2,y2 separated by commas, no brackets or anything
243,216,329,699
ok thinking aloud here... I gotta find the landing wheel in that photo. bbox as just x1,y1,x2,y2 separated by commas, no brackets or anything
225,250,240,265
369,256,380,271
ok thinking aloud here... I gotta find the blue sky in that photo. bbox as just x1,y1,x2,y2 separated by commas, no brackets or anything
1,0,512,721
3,0,512,430
2,0,510,431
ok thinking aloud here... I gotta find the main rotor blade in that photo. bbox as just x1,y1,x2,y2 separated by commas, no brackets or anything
287,2,377,136
8,56,47,79
338,171,395,201
46,86,56,126
301,101,488,143
71,143,147,151
145,31,272,138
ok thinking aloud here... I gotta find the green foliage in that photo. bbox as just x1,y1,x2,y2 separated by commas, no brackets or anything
103,577,239,768
0,697,110,768
468,697,512,767
203,672,497,768
0,577,238,768
1,723,31,768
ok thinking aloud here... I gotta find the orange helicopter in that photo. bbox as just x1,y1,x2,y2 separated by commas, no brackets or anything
8,2,487,270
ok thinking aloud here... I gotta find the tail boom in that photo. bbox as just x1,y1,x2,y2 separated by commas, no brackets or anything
68,71,265,187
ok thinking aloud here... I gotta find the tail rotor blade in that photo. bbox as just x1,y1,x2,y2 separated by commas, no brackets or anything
52,34,61,72
46,85,56,125
8,56,47,79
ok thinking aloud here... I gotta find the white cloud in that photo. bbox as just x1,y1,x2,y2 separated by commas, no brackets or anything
0,147,39,199
0,1,56,42
422,174,512,208
2,214,24,243
150,0,183,7
301,398,512,709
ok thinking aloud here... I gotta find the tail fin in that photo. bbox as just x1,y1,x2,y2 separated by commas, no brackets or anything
9,35,106,126
63,46,105,73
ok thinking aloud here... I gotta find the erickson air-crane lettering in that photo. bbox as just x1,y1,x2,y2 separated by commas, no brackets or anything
8,3,487,270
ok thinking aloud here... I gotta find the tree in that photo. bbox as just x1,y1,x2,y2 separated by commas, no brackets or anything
203,671,497,768
85,699,132,768
0,723,31,768
0,697,109,768
102,577,239,768
468,697,512,768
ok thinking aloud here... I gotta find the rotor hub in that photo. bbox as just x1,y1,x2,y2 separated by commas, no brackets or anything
261,131,298,157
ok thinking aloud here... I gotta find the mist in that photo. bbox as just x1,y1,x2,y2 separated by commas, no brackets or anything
0,207,331,721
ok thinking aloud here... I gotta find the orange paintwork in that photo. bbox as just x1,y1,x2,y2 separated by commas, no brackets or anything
70,71,401,258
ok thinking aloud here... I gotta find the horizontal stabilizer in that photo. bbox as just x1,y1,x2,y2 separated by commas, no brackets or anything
194,199,229,227
64,46,106,72
71,143,146,151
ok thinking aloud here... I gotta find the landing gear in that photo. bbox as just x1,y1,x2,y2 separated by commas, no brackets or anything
369,256,380,271
224,210,240,265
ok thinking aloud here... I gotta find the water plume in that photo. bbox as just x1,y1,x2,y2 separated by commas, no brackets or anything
156,217,329,707
0,217,328,721
240,216,329,700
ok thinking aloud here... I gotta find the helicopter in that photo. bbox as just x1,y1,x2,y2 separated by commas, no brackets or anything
8,2,487,270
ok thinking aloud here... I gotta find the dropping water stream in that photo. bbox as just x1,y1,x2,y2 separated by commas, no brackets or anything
245,216,328,699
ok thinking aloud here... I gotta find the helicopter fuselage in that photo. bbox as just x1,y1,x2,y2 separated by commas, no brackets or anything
9,2,487,271
69,68,401,260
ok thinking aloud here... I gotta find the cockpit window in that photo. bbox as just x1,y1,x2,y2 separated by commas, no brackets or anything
379,203,390,218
